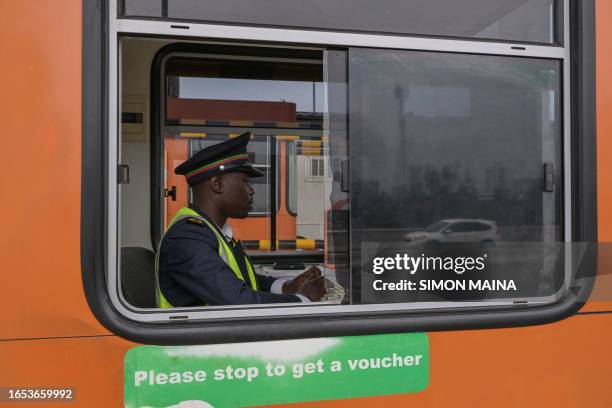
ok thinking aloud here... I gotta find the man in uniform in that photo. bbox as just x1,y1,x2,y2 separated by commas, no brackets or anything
156,132,327,307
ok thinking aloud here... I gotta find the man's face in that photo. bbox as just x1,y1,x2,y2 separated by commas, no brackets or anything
220,171,254,219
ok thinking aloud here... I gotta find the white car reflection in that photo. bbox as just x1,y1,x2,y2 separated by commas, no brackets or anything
403,219,499,245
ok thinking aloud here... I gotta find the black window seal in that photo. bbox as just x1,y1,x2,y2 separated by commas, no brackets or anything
82,0,597,345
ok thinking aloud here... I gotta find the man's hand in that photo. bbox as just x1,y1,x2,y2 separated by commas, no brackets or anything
282,266,322,294
297,275,327,302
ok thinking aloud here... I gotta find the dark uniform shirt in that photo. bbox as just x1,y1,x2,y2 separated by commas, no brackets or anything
158,207,301,306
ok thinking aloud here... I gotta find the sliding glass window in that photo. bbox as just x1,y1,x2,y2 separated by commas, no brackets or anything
121,0,563,45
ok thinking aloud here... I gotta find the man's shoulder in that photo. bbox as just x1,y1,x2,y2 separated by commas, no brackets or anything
159,217,227,275
183,216,207,227
164,216,218,245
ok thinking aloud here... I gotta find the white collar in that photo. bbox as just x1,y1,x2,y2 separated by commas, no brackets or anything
221,223,233,240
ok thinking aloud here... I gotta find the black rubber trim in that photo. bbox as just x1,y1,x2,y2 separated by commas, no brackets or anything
150,42,163,249
571,0,597,243
82,0,597,345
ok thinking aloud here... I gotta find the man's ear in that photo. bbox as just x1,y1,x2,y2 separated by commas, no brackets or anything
209,175,224,194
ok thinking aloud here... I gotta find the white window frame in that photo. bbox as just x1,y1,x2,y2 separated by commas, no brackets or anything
107,0,572,323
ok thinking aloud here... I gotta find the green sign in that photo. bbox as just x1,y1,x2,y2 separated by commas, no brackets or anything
124,333,429,408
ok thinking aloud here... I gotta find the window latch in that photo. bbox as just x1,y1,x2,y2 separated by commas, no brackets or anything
544,162,554,192
117,164,130,184
165,186,177,201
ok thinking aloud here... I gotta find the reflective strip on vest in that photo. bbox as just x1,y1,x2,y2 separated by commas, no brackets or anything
155,207,259,308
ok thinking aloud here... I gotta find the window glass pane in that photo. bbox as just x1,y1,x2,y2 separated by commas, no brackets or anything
162,54,335,260
425,221,450,232
349,48,563,303
192,136,270,214
122,0,562,44
122,0,162,17
162,134,272,242
153,48,351,307
163,53,323,251
449,223,471,233
166,57,323,129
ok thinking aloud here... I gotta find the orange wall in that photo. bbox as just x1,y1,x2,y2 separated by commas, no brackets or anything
2,315,612,407
584,0,612,313
291,315,612,408
0,1,107,339
597,0,612,242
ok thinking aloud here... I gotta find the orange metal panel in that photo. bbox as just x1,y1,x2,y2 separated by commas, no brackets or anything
597,0,612,243
5,315,611,408
284,314,612,408
0,1,108,339
581,242,612,312
227,217,272,241
583,0,612,313
0,336,133,407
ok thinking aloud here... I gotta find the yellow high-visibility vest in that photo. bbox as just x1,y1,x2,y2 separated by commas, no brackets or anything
155,207,258,308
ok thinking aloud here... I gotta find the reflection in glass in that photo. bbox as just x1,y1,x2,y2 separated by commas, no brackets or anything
165,57,323,129
122,0,161,17
350,48,563,303
123,0,562,44
159,49,351,305
351,49,562,243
